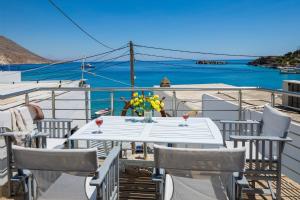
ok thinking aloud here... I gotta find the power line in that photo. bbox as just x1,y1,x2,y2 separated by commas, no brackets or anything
93,50,130,64
135,53,249,65
135,60,261,72
98,61,129,71
89,44,128,62
134,44,263,58
48,0,113,49
4,46,128,76
84,70,131,86
135,52,197,61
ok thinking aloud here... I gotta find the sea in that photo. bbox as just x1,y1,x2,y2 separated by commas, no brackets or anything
3,60,300,115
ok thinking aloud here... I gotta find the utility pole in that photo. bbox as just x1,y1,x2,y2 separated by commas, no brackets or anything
129,41,136,153
81,56,86,81
129,41,135,89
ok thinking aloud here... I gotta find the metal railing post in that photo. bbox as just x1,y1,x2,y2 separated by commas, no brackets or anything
172,91,177,117
25,93,29,105
85,91,89,123
271,92,275,107
51,90,56,118
110,91,114,116
238,89,242,121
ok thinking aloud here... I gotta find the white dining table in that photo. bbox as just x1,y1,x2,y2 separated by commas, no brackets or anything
69,116,223,148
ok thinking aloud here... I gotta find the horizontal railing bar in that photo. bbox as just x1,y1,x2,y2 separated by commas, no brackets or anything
41,108,91,111
40,108,241,112
2,86,300,99
38,86,259,92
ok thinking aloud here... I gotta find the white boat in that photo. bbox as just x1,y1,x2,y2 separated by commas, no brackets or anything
279,67,300,74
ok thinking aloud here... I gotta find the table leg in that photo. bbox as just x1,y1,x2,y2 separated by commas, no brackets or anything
131,142,136,155
143,142,148,160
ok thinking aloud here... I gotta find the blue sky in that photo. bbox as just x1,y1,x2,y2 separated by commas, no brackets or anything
1,0,300,60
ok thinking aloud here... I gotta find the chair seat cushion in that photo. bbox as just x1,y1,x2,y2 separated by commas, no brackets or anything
165,174,228,200
46,138,67,149
225,141,277,160
225,141,258,160
38,173,96,200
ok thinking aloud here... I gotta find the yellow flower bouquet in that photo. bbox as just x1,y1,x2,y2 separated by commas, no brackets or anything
129,92,165,117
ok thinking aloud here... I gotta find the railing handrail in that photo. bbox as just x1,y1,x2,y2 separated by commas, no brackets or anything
2,86,300,99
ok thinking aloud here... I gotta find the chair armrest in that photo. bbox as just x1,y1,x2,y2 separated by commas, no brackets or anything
90,145,121,187
230,135,292,142
31,132,49,138
0,131,37,137
220,120,260,125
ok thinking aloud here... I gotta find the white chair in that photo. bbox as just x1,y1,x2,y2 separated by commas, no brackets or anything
12,145,120,200
153,145,247,200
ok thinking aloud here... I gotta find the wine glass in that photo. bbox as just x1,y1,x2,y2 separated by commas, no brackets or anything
182,113,189,126
95,118,103,133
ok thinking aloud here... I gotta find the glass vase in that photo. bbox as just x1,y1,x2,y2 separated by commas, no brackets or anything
144,110,152,123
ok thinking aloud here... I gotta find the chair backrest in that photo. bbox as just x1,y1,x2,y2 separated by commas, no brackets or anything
261,105,291,138
12,145,98,172
154,145,246,173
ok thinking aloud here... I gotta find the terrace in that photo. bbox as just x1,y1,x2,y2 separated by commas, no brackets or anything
0,85,300,199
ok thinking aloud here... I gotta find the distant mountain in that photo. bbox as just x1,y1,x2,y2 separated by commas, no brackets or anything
248,50,300,68
0,36,51,65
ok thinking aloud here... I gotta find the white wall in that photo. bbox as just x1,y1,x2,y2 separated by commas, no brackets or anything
0,71,21,83
202,93,300,184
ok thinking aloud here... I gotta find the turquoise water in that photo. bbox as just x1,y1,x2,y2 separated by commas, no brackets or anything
4,60,300,115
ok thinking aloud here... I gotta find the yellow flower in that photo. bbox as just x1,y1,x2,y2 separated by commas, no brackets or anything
139,99,143,103
130,100,134,105
155,100,160,105
150,101,156,108
160,102,165,107
133,92,138,97
134,98,139,102
153,95,159,99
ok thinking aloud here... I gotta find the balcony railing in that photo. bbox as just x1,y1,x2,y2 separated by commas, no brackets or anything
1,86,300,186
2,86,300,121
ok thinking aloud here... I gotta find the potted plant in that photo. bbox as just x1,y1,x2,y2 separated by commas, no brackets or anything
129,92,165,122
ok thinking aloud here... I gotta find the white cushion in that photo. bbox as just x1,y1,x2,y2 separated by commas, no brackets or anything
165,174,228,200
46,138,67,149
225,141,261,160
261,105,291,137
261,105,291,156
37,173,92,200
164,174,174,200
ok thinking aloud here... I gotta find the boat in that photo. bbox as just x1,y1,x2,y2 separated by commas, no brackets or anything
279,67,300,74
95,108,111,116
81,63,96,70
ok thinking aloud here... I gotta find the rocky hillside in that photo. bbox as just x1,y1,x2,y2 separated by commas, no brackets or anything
248,49,300,68
0,36,51,65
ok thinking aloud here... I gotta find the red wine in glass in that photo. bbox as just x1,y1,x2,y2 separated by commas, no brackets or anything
95,118,103,133
182,114,189,126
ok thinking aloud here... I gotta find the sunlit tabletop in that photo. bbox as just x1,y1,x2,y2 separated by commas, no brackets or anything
69,116,223,146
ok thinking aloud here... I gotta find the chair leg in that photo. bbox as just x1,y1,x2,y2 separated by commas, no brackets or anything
276,175,281,200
